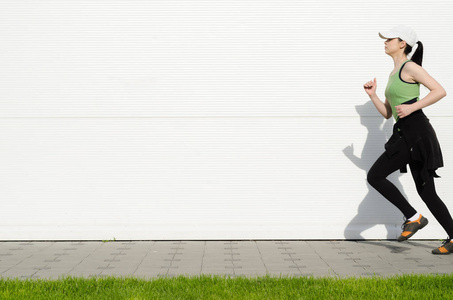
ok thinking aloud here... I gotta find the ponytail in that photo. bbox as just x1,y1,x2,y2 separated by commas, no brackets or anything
400,39,424,66
410,41,424,66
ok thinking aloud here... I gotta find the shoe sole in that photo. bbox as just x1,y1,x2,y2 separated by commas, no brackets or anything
432,251,451,255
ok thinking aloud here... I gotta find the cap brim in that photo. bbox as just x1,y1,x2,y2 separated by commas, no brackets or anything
379,31,397,40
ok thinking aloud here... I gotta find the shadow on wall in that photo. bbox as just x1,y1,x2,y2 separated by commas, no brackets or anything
343,101,406,240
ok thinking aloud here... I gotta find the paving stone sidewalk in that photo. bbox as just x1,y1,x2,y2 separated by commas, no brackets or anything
1,240,452,279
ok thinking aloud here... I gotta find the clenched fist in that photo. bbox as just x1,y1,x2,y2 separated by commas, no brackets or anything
363,78,377,96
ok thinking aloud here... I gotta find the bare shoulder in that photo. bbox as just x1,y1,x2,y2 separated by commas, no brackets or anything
405,61,428,75
403,61,431,83
404,61,444,91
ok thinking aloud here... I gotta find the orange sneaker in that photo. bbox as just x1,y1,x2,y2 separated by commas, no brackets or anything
432,239,453,255
397,215,428,242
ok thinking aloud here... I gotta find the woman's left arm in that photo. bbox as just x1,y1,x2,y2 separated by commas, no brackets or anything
395,63,447,118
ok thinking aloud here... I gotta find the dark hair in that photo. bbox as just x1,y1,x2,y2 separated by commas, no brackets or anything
399,38,423,66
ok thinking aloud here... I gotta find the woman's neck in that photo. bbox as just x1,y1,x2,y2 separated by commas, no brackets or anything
392,54,408,68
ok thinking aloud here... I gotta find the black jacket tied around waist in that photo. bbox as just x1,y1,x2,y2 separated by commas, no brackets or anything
384,109,443,186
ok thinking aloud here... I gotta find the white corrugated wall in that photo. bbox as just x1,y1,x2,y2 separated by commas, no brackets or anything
1,0,452,240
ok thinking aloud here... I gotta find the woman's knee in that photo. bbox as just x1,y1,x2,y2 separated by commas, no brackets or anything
367,170,381,187
416,181,440,202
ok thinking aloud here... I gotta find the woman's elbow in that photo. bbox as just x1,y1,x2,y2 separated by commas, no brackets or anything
433,88,447,102
383,111,392,119
439,86,447,99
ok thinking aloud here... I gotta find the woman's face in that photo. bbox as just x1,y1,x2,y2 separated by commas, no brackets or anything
384,38,405,55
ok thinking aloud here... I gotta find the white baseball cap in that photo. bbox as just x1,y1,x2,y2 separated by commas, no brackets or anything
379,25,418,47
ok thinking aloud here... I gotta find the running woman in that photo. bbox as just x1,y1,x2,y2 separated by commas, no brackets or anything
363,25,453,254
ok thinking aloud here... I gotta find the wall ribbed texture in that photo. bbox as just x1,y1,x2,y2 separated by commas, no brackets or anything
1,0,452,240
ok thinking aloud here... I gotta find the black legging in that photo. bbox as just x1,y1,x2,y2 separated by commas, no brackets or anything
367,144,453,238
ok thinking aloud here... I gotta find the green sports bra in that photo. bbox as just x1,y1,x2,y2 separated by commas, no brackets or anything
385,60,420,121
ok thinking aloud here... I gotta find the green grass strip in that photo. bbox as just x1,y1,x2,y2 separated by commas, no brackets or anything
1,274,453,299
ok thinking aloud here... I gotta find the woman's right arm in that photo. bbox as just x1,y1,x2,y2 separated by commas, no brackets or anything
363,78,392,119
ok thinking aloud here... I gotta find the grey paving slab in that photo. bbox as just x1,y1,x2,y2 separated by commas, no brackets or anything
1,240,453,279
